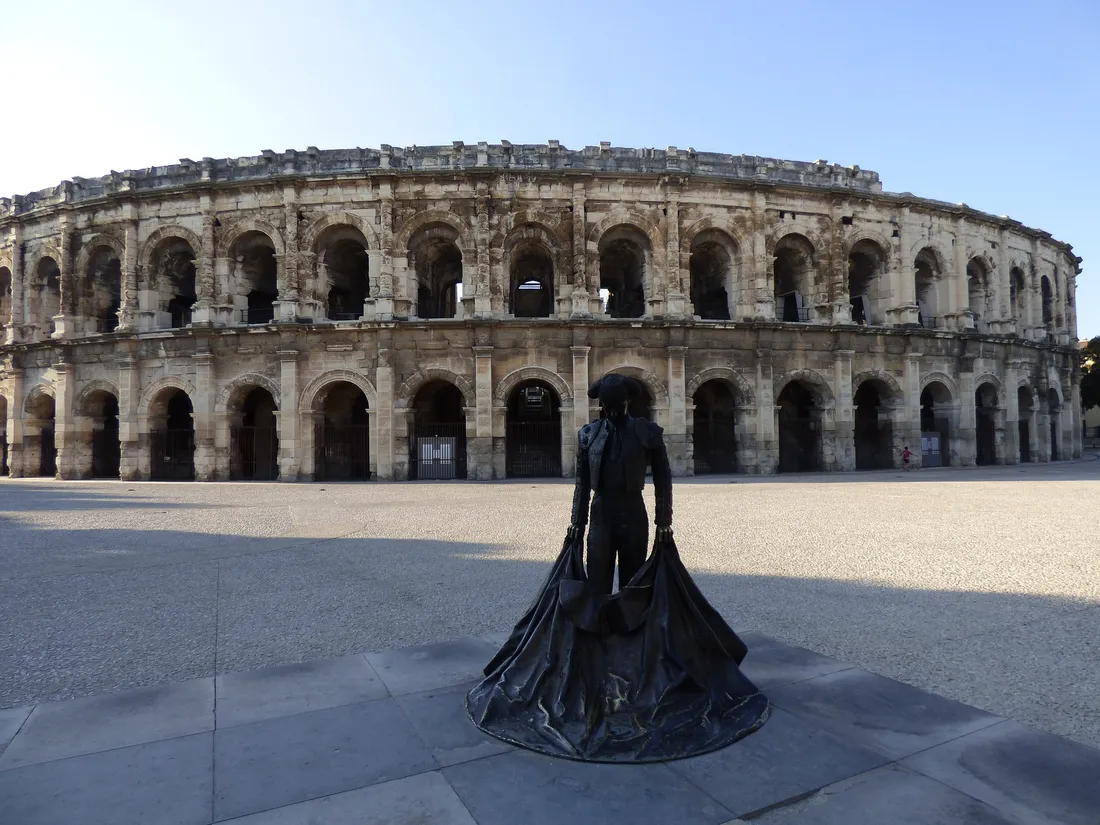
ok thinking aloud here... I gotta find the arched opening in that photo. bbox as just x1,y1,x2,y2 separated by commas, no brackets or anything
410,380,467,479
230,387,279,480
30,256,61,337
920,382,953,467
314,382,370,481
773,234,814,322
509,242,554,318
1047,388,1061,461
1041,275,1054,328
0,394,8,476
505,381,562,478
967,257,992,330
411,226,463,320
1017,386,1034,463
689,233,733,321
150,389,195,480
914,248,942,329
848,241,885,326
975,383,998,466
317,226,369,321
854,381,894,470
25,392,57,477
598,226,648,319
151,237,197,328
777,381,821,472
84,390,120,478
231,232,278,325
83,246,121,333
0,266,12,333
692,379,738,474
1009,267,1026,322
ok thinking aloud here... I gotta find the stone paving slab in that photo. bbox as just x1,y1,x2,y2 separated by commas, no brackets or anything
1,633,1099,825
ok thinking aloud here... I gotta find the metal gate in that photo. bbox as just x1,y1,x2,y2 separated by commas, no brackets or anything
411,423,466,480
151,428,195,480
314,424,370,481
0,436,7,476
693,418,737,475
506,420,561,478
91,428,121,478
231,426,279,480
39,427,57,477
1019,420,1030,462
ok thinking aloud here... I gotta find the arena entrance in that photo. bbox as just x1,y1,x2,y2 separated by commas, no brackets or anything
506,382,561,478
25,391,57,477
230,387,279,481
150,389,195,480
854,381,893,470
1018,386,1034,463
692,379,737,474
1047,389,1061,461
86,390,121,479
411,380,467,480
314,382,370,481
975,383,998,466
0,395,8,476
777,381,821,472
920,382,953,468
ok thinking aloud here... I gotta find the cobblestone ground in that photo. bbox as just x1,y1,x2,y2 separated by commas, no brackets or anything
2,457,1098,749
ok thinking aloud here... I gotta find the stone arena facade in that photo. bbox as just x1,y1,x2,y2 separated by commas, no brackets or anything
0,141,1083,482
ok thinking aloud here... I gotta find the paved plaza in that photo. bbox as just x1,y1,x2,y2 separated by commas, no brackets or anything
2,459,1100,822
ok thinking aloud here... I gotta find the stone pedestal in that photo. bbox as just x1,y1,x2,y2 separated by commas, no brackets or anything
887,305,920,327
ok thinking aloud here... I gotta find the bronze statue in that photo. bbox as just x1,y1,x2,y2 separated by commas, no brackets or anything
466,372,769,762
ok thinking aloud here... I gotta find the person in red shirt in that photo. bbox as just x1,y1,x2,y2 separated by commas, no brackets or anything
902,445,912,470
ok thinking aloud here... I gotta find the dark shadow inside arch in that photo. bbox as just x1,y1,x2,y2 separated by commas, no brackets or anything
0,394,8,477
854,381,893,470
1018,386,1034,463
411,381,467,480
777,381,821,472
318,227,369,321
975,384,998,467
314,382,370,481
1047,389,1061,461
86,391,121,479
693,379,738,474
24,393,57,478
231,387,280,481
689,235,732,321
598,229,646,319
510,244,553,318
920,383,953,468
506,381,562,478
84,247,122,333
151,390,195,481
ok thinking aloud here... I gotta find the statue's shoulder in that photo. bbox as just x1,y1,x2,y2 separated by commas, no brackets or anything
578,421,602,448
634,417,665,446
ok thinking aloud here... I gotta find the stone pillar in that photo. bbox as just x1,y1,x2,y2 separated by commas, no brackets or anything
903,352,923,468
472,184,492,318
274,185,300,322
375,183,396,320
952,217,974,329
957,370,976,466
995,226,1010,334
6,225,23,345
52,216,76,338
666,345,688,475
1070,378,1083,458
277,346,300,479
53,361,76,478
887,206,919,326
118,346,140,480
192,196,220,325
833,350,855,470
118,207,140,332
571,182,592,317
828,200,851,324
570,346,591,442
6,368,25,477
471,345,493,479
192,351,216,480
374,331,395,479
664,186,687,318
1003,362,1020,464
756,351,777,473
751,193,772,319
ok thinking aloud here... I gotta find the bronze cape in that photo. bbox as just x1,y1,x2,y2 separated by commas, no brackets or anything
464,531,770,762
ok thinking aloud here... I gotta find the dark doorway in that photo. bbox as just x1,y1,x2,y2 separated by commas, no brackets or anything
315,382,370,481
975,383,998,466
0,395,8,476
920,383,952,467
231,387,279,480
1048,388,1061,460
510,245,554,318
151,390,195,480
27,393,56,477
689,237,732,321
692,380,737,474
411,381,467,480
506,382,562,478
598,229,647,319
414,236,463,319
90,392,121,479
1017,386,1033,463
777,382,821,472
854,382,893,470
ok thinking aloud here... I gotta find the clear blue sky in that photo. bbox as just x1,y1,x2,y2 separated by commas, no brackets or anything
3,1,1097,334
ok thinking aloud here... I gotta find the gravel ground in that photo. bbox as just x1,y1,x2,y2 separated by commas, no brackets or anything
2,457,1099,749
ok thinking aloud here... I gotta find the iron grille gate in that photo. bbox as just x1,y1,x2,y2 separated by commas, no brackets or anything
506,420,561,478
411,423,466,480
231,426,279,480
151,428,195,480
39,427,57,477
314,424,370,481
91,428,121,478
694,417,737,475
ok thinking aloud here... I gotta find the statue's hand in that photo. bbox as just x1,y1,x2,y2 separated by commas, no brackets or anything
566,524,584,541
655,525,674,542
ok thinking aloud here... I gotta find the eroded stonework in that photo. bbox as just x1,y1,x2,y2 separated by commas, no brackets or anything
0,142,1083,481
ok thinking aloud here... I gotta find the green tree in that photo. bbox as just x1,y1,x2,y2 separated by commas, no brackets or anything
1081,336,1100,412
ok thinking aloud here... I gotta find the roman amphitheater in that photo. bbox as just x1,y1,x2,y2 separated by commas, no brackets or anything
0,142,1082,482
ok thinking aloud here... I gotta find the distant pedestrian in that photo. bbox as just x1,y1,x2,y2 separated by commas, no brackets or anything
902,446,912,471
